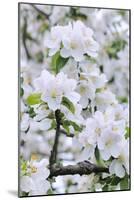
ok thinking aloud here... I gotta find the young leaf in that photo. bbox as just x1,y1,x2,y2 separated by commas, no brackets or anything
125,127,130,139
95,146,100,163
28,107,36,118
95,146,106,167
62,121,70,135
51,51,69,74
63,120,82,132
62,96,75,114
20,88,24,97
26,93,42,105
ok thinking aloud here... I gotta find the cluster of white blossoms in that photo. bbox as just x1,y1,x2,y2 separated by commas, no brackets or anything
20,157,51,196
20,5,129,196
74,104,129,178
45,20,99,61
33,69,80,111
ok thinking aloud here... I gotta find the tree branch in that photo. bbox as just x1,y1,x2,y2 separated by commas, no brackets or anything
22,17,31,60
49,110,61,168
31,4,50,19
49,160,109,178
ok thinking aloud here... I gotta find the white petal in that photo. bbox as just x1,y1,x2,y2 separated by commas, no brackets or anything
100,149,111,161
110,144,120,158
20,176,33,193
80,96,89,108
115,162,125,178
65,92,80,104
71,50,84,62
60,48,71,58
39,119,52,131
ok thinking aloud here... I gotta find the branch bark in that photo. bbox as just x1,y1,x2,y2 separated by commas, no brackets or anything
49,110,61,168
49,160,109,178
22,17,31,60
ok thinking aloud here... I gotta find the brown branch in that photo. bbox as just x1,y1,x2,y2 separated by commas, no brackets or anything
49,110,61,168
22,17,31,60
49,160,109,178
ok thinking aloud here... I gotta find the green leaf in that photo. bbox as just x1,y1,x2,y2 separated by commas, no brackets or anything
48,120,56,131
106,39,127,59
118,96,128,103
51,51,69,74
63,120,82,133
120,176,129,190
102,184,109,191
62,96,75,114
95,146,100,162
125,127,130,139
26,93,42,105
110,176,121,186
28,107,36,118
35,51,44,63
20,88,24,97
95,146,106,167
62,121,70,135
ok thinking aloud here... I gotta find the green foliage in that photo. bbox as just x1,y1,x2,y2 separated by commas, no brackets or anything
106,39,127,59
62,120,82,133
26,93,42,105
48,120,56,130
62,96,75,114
51,51,69,74
120,175,129,190
110,176,121,186
69,8,87,20
27,107,36,118
118,96,128,103
95,146,106,167
62,121,70,135
100,174,129,191
20,88,24,97
125,127,130,139
39,23,49,33
35,51,44,63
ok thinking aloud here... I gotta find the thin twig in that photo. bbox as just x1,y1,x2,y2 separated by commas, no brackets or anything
60,129,74,137
31,4,50,19
22,17,31,60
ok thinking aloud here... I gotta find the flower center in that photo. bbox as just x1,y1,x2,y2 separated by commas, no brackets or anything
51,89,57,98
31,166,37,173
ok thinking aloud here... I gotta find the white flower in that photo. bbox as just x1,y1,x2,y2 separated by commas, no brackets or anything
95,89,117,110
76,61,107,108
109,139,129,178
61,21,99,61
97,128,122,160
45,21,99,61
21,113,29,132
77,80,95,108
34,69,80,111
45,26,63,56
20,158,51,195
